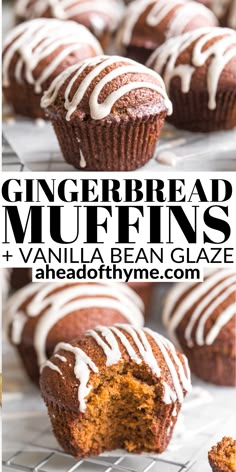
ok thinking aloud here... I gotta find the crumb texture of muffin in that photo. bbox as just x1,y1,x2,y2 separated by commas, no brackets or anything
148,27,236,131
163,269,236,385
6,282,144,383
40,324,191,457
208,437,236,472
2,18,102,118
195,0,236,29
41,54,172,170
117,0,218,63
14,0,123,47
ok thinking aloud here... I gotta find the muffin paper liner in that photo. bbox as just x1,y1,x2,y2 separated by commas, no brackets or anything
48,112,167,171
42,396,179,457
167,87,236,132
182,346,236,386
3,83,47,119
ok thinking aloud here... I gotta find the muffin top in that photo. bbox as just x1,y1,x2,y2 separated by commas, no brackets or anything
208,437,236,472
6,281,144,366
40,324,191,412
14,0,123,37
163,269,236,350
118,0,217,50
2,18,103,93
147,27,236,110
196,0,236,29
41,54,172,121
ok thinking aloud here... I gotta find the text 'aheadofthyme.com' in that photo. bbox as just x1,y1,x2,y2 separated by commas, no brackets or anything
1,173,235,282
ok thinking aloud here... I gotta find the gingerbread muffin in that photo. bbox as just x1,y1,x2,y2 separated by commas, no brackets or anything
10,268,32,291
6,282,144,384
2,18,102,118
196,0,236,29
208,437,236,472
14,0,123,49
40,324,191,457
163,269,236,386
1,268,32,304
41,54,172,171
117,0,218,64
128,282,155,316
148,27,236,132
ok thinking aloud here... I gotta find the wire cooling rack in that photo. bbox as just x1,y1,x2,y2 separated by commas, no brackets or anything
2,120,236,173
2,379,236,472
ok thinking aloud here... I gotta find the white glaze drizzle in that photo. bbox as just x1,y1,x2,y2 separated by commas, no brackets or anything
6,282,144,366
79,150,87,168
40,359,63,375
163,269,236,346
166,2,217,39
186,274,236,346
147,27,236,110
2,18,102,92
54,341,99,412
15,0,122,33
44,324,191,412
156,151,177,167
119,0,216,47
54,353,67,362
41,54,172,119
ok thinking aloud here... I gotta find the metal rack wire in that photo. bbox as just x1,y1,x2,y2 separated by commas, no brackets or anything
2,120,236,173
3,447,191,472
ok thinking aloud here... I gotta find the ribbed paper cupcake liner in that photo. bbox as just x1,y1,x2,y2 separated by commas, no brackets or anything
42,396,179,457
182,345,236,386
48,112,166,171
3,82,47,119
167,87,236,132
18,344,40,385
